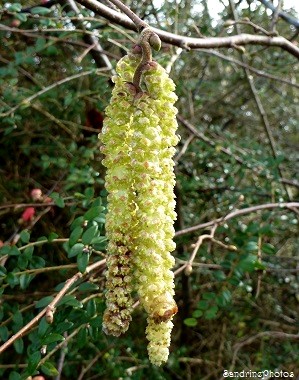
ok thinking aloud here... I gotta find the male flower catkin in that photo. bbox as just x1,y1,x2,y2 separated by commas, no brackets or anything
100,55,140,337
100,50,178,365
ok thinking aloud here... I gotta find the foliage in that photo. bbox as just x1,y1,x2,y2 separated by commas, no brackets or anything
0,1,298,379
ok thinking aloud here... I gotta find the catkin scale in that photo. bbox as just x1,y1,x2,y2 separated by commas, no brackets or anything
100,52,178,365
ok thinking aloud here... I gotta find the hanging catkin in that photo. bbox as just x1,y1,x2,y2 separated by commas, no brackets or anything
100,50,178,365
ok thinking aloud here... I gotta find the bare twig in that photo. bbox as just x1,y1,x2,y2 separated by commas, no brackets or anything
0,259,106,355
231,330,299,370
0,68,109,117
258,0,299,29
175,202,299,237
75,0,299,59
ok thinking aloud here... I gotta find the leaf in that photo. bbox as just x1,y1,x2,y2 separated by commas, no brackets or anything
262,243,276,255
243,241,258,252
78,282,99,292
13,338,24,354
205,305,219,319
43,333,65,345
50,192,65,208
69,227,83,247
184,318,197,327
77,251,89,273
19,273,33,289
84,206,104,221
8,246,21,256
8,3,22,12
197,300,209,310
15,13,27,22
35,296,54,309
41,362,59,376
48,232,58,242
20,230,30,243
9,372,21,380
31,6,52,15
57,294,83,308
68,243,84,258
192,310,203,318
0,326,9,342
81,225,98,245
27,351,41,373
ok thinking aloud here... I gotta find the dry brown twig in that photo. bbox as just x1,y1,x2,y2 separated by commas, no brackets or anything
0,259,106,355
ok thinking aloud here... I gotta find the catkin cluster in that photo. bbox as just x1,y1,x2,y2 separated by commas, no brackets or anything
100,52,178,366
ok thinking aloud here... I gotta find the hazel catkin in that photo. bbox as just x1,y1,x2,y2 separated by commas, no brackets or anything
100,52,178,365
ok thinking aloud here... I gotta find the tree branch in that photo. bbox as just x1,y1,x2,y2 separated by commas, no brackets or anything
0,259,106,355
175,202,299,237
75,0,299,59
258,0,299,29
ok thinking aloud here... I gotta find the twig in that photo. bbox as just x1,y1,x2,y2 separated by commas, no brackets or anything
199,49,299,89
229,0,292,201
231,330,299,370
258,0,299,29
106,0,148,31
75,0,299,59
0,68,109,117
175,202,299,237
0,259,106,355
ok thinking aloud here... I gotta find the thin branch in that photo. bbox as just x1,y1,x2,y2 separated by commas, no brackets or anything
258,0,299,29
175,202,299,237
228,0,292,201
0,259,106,355
231,330,299,370
0,68,109,117
106,0,148,31
74,0,299,59
200,49,299,89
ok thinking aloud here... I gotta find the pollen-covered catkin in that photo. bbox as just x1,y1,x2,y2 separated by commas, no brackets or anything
100,52,178,365
100,55,140,337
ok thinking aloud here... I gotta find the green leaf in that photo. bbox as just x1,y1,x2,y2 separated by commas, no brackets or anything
31,6,52,15
35,296,54,309
184,318,197,327
77,327,87,348
82,225,98,245
8,3,22,12
192,310,203,318
17,255,29,270
15,13,27,22
0,265,7,276
84,187,95,199
69,243,84,258
243,241,258,252
205,305,219,319
69,227,83,247
27,351,41,373
197,300,209,310
77,251,89,273
48,232,59,242
84,206,104,221
8,246,21,256
50,192,65,208
86,299,96,317
0,326,9,341
9,372,21,380
202,292,216,300
262,243,276,255
20,230,30,243
19,273,33,289
43,333,65,345
78,282,99,292
38,317,50,337
13,338,24,354
213,270,226,281
41,362,59,376
57,294,83,308
90,236,107,245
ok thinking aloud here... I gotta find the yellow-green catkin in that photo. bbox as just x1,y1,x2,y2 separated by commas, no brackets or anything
100,52,178,365
100,54,140,337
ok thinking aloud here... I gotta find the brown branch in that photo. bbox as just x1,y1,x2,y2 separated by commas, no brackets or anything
75,0,299,59
175,202,299,237
0,259,106,355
